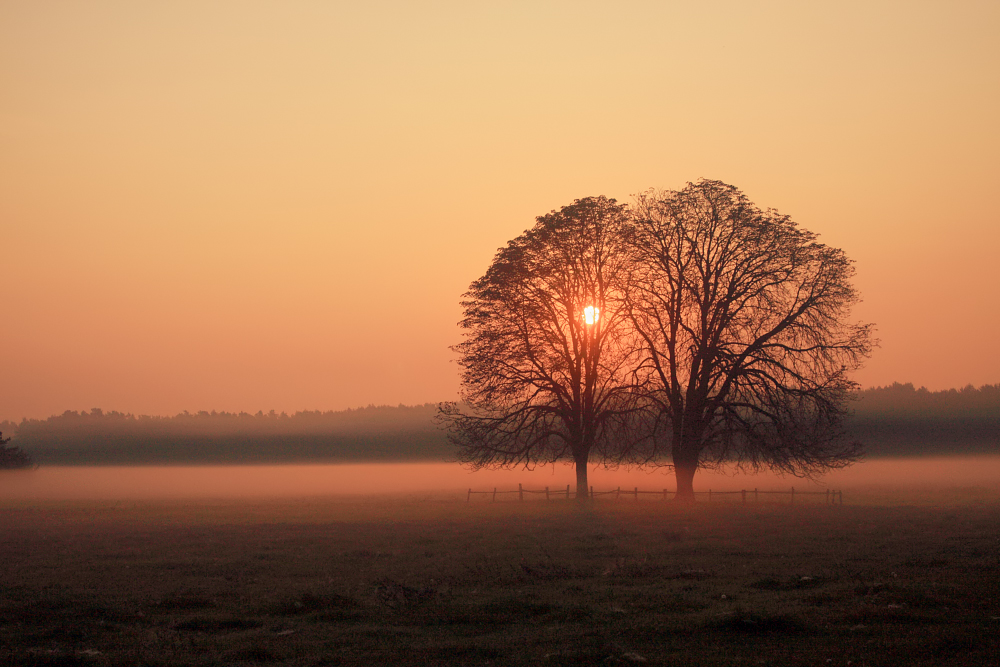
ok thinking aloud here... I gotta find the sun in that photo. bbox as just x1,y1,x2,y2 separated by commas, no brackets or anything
584,306,600,325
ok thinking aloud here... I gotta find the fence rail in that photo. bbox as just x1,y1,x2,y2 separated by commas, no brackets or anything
467,484,843,505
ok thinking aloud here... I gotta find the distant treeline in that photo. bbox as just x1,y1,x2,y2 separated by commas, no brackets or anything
849,383,999,457
0,404,452,465
1,384,997,465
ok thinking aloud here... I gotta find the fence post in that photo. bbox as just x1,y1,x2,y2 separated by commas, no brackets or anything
790,487,795,505
634,487,639,501
545,486,550,500
590,485,594,499
742,489,746,504
519,483,524,502
467,488,471,502
566,484,570,500
663,488,668,501
492,487,497,502
616,486,621,501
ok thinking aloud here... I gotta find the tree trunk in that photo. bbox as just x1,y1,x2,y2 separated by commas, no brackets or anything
672,421,700,501
674,458,697,502
574,456,590,501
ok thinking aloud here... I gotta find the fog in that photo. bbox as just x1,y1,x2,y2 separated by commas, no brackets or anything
2,457,1000,501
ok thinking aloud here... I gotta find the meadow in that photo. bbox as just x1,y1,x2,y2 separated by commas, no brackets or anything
2,484,999,666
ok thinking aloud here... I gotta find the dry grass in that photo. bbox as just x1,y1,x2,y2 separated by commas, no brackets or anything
1,490,998,666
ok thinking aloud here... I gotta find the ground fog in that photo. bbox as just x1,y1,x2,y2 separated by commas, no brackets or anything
2,456,1000,501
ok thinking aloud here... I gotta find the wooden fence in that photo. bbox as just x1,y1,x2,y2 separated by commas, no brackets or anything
467,483,843,505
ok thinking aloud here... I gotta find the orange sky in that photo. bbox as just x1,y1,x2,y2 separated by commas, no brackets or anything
2,1,998,422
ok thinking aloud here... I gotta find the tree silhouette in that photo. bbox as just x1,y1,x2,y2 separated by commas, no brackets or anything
626,180,874,499
439,197,647,500
0,431,34,469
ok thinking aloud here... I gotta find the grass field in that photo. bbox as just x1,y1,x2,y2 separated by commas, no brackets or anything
2,489,999,666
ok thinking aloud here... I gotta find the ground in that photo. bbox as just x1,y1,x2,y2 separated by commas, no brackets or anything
1,489,998,666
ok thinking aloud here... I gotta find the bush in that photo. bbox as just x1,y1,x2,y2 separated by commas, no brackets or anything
0,431,34,469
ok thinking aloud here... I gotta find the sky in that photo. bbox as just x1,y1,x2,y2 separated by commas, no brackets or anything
2,1,998,422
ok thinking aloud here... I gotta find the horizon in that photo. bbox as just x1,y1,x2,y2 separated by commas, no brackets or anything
3,381,997,425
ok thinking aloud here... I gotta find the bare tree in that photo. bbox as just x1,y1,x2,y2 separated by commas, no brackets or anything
438,197,646,500
626,180,874,500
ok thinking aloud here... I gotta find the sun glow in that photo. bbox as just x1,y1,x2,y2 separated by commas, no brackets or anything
584,306,600,325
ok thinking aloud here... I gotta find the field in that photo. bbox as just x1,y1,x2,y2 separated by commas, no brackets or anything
2,490,999,666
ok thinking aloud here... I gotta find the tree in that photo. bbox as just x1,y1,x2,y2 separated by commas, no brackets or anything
438,197,646,500
625,180,874,500
0,431,34,470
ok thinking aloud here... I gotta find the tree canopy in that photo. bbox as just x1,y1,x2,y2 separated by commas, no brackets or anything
627,180,874,498
441,180,875,500
438,197,647,499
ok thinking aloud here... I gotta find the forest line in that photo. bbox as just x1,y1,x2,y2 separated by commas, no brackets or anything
1,383,997,465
